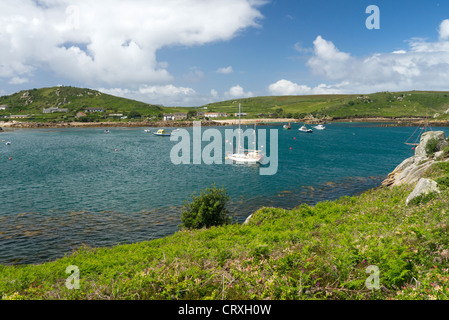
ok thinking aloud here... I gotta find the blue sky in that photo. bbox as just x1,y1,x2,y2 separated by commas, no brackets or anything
1,0,449,106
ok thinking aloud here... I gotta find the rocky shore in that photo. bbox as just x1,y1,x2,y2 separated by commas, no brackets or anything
0,120,227,129
382,130,448,204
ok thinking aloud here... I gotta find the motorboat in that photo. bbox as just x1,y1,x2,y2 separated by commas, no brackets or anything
298,125,312,133
313,124,325,130
153,129,171,136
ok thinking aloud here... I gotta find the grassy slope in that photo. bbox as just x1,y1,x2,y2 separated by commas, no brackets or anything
202,91,449,119
2,87,449,121
1,159,449,300
0,86,164,119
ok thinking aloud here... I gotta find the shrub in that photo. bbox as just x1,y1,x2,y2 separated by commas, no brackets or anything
425,138,440,156
180,184,231,229
435,176,449,190
408,192,436,205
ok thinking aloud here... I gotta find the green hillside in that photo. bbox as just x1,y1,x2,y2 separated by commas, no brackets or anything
0,86,164,122
201,91,449,120
1,87,449,122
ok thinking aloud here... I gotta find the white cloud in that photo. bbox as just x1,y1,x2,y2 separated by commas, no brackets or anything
8,77,29,85
225,85,254,99
280,26,449,95
98,84,227,107
216,66,234,74
211,89,219,98
0,0,264,87
439,19,449,40
268,79,343,96
293,42,312,54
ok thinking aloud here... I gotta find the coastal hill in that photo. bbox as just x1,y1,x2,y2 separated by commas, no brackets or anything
1,86,449,122
0,86,164,121
202,91,449,120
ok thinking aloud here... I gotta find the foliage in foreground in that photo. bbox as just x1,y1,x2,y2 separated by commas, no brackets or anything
1,174,449,300
180,184,231,230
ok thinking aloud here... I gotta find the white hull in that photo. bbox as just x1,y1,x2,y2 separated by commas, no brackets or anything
227,152,263,163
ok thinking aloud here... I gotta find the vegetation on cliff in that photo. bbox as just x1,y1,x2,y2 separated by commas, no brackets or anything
1,153,449,300
2,87,449,123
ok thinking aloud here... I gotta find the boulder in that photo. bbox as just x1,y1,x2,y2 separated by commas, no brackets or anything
383,131,448,187
382,156,435,187
414,131,448,157
405,178,440,205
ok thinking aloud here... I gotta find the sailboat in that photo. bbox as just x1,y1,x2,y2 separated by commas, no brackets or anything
226,103,263,164
405,109,431,147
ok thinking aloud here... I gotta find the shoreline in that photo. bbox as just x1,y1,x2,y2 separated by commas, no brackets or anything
1,117,449,129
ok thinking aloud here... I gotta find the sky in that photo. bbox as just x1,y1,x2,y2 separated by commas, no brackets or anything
1,0,449,107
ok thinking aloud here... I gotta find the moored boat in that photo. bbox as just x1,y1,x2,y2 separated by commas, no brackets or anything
153,129,171,136
298,125,312,133
313,124,325,130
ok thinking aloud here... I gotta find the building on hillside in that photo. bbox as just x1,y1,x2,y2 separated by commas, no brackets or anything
10,114,29,119
234,113,247,117
205,112,227,118
108,114,124,117
43,107,69,114
0,105,8,111
163,113,188,121
85,107,105,113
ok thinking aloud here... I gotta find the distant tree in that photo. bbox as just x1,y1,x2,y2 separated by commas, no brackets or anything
128,110,141,119
187,110,197,118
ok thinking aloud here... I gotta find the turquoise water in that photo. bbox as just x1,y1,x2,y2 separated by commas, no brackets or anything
1,123,447,265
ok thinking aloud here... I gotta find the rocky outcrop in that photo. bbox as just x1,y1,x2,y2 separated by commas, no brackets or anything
414,131,448,158
405,178,440,205
0,120,227,129
382,131,448,187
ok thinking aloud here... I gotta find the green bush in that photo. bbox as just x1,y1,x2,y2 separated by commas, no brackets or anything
425,138,440,156
180,185,231,229
435,175,449,190
408,192,436,205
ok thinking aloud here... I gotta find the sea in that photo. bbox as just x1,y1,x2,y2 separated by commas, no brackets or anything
1,122,447,265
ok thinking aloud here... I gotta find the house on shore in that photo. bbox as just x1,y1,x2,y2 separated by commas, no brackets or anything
235,113,247,117
163,113,188,121
0,105,8,111
85,107,105,113
205,112,227,118
43,107,69,114
10,114,30,119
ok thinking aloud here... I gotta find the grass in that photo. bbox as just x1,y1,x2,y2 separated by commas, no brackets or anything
1,161,449,300
2,87,449,122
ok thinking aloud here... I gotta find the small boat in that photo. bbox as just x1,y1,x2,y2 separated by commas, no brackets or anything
313,124,325,130
144,129,151,133
298,125,312,133
283,123,291,130
153,129,171,137
104,130,110,134
5,141,11,145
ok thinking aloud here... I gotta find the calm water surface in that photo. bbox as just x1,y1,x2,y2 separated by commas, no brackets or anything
1,123,447,265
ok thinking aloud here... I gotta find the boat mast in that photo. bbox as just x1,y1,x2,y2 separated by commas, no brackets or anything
238,103,241,154
425,108,428,133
